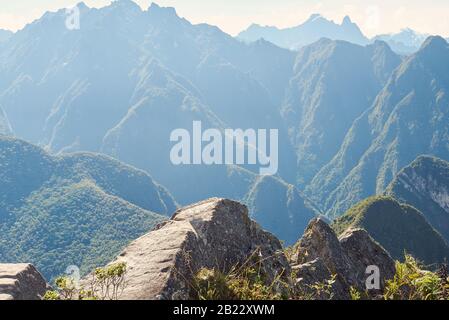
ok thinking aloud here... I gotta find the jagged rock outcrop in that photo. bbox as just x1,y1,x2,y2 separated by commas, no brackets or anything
0,264,49,300
108,198,290,300
290,218,395,299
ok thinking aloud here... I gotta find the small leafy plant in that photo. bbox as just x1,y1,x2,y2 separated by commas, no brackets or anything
384,255,449,300
44,262,128,300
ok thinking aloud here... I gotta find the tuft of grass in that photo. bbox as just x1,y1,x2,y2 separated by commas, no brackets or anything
384,255,449,300
193,266,283,300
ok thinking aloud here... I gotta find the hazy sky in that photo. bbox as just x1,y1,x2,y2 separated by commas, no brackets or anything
0,0,448,37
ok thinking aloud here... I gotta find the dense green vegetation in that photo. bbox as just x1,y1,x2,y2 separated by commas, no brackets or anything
0,136,174,281
384,255,449,300
332,196,449,266
386,155,449,243
192,251,449,300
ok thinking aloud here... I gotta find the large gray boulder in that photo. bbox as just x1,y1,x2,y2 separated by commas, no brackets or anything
109,198,290,300
290,218,395,299
0,264,49,300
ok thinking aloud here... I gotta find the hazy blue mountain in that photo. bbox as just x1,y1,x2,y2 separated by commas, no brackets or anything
141,3,296,105
282,39,401,184
99,60,315,241
244,175,318,245
373,28,429,55
0,107,13,135
386,156,449,243
0,1,297,180
101,59,228,203
4,0,449,253
0,2,317,249
0,1,150,149
308,36,449,217
333,196,449,265
238,14,369,50
0,136,175,281
0,30,12,43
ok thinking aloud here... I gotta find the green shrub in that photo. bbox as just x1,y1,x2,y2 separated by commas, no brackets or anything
44,262,127,300
384,255,449,300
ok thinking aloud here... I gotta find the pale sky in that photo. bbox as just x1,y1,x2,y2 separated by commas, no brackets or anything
0,0,448,37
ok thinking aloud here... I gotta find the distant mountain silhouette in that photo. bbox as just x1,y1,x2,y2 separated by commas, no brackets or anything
238,14,369,50
372,28,429,55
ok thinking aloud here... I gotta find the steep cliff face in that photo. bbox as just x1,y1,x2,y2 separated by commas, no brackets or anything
283,39,400,184
0,264,49,300
308,36,449,217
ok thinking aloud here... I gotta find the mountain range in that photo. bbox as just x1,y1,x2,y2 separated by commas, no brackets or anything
282,38,401,184
0,1,316,243
307,36,449,217
373,28,430,55
238,14,368,50
237,14,446,56
0,135,175,280
1,0,449,280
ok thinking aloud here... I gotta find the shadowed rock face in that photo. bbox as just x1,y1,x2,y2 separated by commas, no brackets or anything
108,198,290,300
291,218,395,299
0,264,49,300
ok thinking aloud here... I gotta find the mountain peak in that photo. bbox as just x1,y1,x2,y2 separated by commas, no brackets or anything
342,15,352,25
108,0,141,13
401,27,414,34
75,1,89,10
148,2,177,16
306,13,324,22
419,35,448,51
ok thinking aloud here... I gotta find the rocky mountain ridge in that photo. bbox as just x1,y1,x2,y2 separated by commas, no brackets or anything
1,198,396,300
